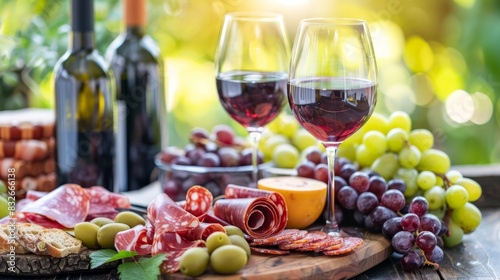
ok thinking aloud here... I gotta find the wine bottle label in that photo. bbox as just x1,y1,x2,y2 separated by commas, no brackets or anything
116,100,127,192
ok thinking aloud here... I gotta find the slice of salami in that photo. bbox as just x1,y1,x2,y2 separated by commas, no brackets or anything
114,225,152,255
225,184,287,233
323,237,364,256
185,222,226,241
19,184,90,228
213,197,280,239
184,186,213,219
148,193,200,235
250,247,290,255
85,186,131,208
153,232,206,274
250,229,303,246
203,210,230,226
278,231,328,250
295,235,343,252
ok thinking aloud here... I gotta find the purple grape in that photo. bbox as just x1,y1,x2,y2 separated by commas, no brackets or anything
438,220,449,237
420,214,442,235
189,127,210,147
339,163,356,181
370,206,397,227
382,217,403,239
353,210,366,226
336,186,359,210
408,196,429,217
239,147,263,166
314,163,329,184
334,176,347,196
349,171,370,193
401,213,420,232
356,192,379,214
197,152,221,167
296,161,316,179
380,189,406,212
305,147,323,165
425,246,444,263
391,231,415,254
334,157,351,173
218,147,240,167
186,147,206,163
364,214,381,232
401,250,424,271
416,231,437,253
387,178,406,193
171,155,193,166
368,175,387,200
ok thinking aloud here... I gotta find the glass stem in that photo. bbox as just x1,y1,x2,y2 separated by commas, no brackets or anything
323,145,340,235
248,131,262,188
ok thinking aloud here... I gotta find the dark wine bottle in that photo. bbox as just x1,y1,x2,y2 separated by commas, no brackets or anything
106,0,164,191
54,0,116,191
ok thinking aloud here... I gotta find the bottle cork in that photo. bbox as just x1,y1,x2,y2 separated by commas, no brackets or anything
124,0,146,27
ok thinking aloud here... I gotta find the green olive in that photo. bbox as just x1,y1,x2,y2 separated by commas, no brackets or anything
179,247,209,277
206,232,231,254
90,217,114,227
223,225,245,238
96,223,130,249
229,235,251,258
210,245,248,275
74,222,100,249
114,211,146,228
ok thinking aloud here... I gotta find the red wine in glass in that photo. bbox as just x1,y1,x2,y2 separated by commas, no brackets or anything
217,71,287,129
288,77,376,143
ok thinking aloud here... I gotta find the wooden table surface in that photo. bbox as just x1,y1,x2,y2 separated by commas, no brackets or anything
8,164,500,280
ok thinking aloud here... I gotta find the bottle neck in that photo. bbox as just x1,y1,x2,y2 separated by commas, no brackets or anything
69,31,95,51
126,26,146,38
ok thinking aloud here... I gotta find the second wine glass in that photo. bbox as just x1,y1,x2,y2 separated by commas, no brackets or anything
288,18,378,234
214,12,290,187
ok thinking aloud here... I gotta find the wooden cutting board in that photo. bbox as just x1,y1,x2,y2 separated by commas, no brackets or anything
0,249,119,276
163,231,392,280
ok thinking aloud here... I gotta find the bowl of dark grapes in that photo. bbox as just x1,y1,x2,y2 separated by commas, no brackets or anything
156,125,270,201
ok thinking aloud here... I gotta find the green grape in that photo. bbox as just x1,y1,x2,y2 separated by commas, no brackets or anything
388,111,412,132
362,112,390,134
362,130,387,155
292,128,317,152
386,128,409,153
443,219,464,248
356,144,379,168
454,178,482,202
435,175,444,187
343,128,364,146
429,208,446,220
0,181,6,194
272,143,300,169
280,114,300,139
424,186,446,210
445,185,469,209
371,153,399,181
416,149,451,174
337,143,357,162
398,145,422,168
417,171,437,190
261,134,289,161
394,167,419,197
0,196,9,219
451,202,482,233
446,170,463,184
409,129,434,152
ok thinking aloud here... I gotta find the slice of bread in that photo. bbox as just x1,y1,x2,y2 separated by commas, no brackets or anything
0,223,30,254
38,229,82,258
15,223,82,258
16,223,46,254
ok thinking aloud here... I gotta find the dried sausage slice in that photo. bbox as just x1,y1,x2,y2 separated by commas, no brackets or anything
250,229,306,246
250,247,290,255
184,185,213,219
19,184,90,228
323,237,364,256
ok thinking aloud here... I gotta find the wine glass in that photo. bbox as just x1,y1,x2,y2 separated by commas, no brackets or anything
214,12,290,187
288,18,378,234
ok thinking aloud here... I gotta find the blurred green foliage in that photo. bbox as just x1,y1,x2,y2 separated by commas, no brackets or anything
0,0,499,165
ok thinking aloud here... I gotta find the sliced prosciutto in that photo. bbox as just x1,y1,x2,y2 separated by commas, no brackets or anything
225,184,288,233
213,197,281,239
148,194,200,235
19,184,89,228
85,186,131,219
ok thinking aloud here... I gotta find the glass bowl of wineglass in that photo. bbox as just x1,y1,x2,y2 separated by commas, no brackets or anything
287,18,378,235
214,12,290,187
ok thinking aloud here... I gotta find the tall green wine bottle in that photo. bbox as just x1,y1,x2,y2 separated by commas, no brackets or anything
106,0,164,191
54,0,116,191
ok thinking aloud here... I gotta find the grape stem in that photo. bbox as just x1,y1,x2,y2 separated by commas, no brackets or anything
419,248,440,270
